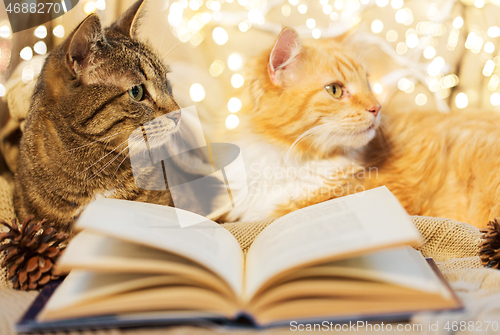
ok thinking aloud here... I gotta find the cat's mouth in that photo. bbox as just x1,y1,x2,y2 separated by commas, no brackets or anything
357,122,377,134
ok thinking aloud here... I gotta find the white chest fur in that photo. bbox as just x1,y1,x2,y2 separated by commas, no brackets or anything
225,133,362,222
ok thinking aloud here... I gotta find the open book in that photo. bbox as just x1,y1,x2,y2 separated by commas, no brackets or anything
20,187,462,331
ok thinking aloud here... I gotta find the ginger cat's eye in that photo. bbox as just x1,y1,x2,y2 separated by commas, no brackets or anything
128,84,144,101
325,83,343,99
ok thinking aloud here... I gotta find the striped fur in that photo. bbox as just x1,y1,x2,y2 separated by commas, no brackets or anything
14,0,179,230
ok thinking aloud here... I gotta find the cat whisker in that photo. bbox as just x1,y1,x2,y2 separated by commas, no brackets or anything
162,41,183,62
111,150,133,179
284,124,331,164
111,139,143,179
65,127,136,152
85,142,136,182
71,134,142,180
158,24,170,59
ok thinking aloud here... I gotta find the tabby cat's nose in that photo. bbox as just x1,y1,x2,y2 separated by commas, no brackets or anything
367,105,381,118
166,111,181,125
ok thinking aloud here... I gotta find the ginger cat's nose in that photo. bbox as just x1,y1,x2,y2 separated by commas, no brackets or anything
368,105,381,117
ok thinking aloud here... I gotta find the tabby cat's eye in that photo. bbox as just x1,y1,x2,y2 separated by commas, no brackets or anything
128,84,144,101
325,83,343,99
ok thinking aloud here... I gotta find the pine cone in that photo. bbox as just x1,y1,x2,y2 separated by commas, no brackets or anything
479,218,500,269
0,216,69,290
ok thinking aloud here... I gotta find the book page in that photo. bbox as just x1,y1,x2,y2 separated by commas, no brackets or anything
57,231,235,298
245,187,422,298
75,199,244,296
39,271,237,321
317,247,451,297
249,246,450,309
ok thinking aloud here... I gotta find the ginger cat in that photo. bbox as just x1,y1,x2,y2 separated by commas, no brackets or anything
225,28,380,222
226,27,500,229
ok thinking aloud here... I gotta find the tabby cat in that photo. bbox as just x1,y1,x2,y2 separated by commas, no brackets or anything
226,27,500,229
14,0,181,230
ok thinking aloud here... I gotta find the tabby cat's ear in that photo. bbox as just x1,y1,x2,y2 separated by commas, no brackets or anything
268,27,302,86
110,0,146,39
65,14,104,75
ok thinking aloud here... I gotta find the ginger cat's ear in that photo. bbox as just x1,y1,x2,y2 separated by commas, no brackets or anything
268,27,302,86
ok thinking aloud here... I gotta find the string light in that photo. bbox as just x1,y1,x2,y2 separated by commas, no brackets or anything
53,25,65,38
488,75,500,91
0,26,11,39
0,84,5,97
33,41,47,55
22,66,34,83
398,78,415,93
415,93,427,106
487,26,500,37
212,27,228,45
386,30,398,42
371,20,383,34
395,8,413,25
323,5,332,14
298,4,307,14
391,0,403,9
485,42,495,53
231,74,244,88
20,47,33,61
306,18,316,29
210,60,225,77
210,1,221,11
455,93,468,109
95,0,106,10
483,60,495,77
452,17,464,29
189,83,206,102
423,46,436,59
312,28,321,39
34,26,47,39
376,0,389,7
282,4,291,16
491,93,500,106
373,83,383,94
83,1,96,14
396,42,408,54
190,0,201,11
405,33,418,48
344,0,360,11
225,114,240,129
475,0,485,8
227,53,243,71
441,74,459,89
427,57,445,76
153,0,500,130
228,97,242,113
248,9,265,24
